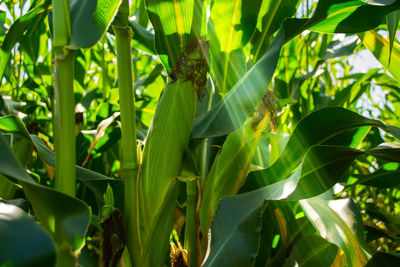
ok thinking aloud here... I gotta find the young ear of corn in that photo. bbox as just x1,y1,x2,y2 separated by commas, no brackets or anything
198,91,280,260
136,38,209,266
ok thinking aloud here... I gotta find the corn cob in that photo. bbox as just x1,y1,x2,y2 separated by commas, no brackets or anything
137,38,209,266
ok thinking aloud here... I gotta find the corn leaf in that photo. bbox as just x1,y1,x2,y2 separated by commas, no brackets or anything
0,115,121,210
0,134,90,256
358,30,400,82
0,201,56,266
283,0,400,42
145,0,197,71
300,198,371,267
192,28,284,138
251,0,300,61
386,10,400,64
249,107,398,185
203,108,400,266
208,0,262,94
67,0,123,49
0,0,50,83
283,235,338,267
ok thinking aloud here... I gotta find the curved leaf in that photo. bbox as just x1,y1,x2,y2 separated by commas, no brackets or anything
249,107,384,184
355,169,400,188
386,10,400,63
0,134,90,255
0,0,50,83
300,198,371,267
358,30,400,82
0,115,115,182
0,201,56,267
283,235,338,267
145,0,196,71
203,144,359,266
68,0,123,49
192,27,284,138
208,0,262,94
283,0,400,42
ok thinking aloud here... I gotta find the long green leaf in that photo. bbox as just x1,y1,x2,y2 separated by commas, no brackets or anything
251,0,300,61
283,235,338,267
358,30,400,82
283,0,400,42
0,201,56,266
0,115,114,182
145,0,196,71
67,0,123,49
300,198,371,267
192,27,284,138
355,169,400,188
203,144,358,266
386,10,400,64
0,0,50,83
203,107,400,266
208,0,262,94
0,134,90,261
249,107,385,184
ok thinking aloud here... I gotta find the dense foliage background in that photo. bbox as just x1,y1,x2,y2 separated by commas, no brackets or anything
1,0,400,266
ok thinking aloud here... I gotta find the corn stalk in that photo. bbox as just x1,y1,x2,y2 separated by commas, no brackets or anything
52,0,75,197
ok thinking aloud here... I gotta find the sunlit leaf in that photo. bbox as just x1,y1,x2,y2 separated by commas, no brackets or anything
300,198,371,267
192,28,284,138
358,30,400,82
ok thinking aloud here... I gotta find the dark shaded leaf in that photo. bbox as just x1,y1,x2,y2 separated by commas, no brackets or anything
0,201,56,267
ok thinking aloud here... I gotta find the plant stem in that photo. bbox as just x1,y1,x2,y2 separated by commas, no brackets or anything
52,0,75,197
185,83,213,267
54,51,76,196
185,180,198,266
101,36,109,100
113,25,139,266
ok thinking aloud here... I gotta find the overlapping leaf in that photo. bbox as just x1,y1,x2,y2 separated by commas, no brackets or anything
283,235,338,267
0,134,90,256
301,198,371,267
68,0,123,49
0,201,56,266
0,0,50,83
203,108,400,266
145,0,196,71
208,0,262,94
192,28,284,138
358,30,400,81
283,0,400,42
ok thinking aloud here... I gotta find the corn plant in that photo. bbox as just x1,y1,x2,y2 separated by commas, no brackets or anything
1,0,400,266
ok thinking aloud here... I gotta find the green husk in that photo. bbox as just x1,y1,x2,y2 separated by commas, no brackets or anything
137,38,209,266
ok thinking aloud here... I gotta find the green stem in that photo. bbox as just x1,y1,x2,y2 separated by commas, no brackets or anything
185,83,213,267
101,37,109,100
185,181,198,266
113,25,139,266
54,51,76,196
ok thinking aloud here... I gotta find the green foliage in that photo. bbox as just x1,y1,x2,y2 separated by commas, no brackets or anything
1,0,400,266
